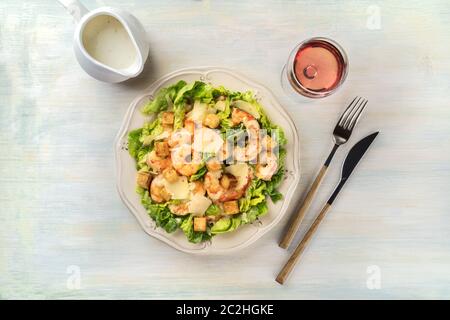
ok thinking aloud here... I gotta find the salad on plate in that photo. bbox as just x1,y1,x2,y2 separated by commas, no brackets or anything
128,80,287,243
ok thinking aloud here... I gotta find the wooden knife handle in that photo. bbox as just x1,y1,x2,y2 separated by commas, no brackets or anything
279,165,329,249
276,203,331,285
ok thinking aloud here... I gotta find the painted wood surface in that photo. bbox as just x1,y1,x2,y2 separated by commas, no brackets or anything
1,0,449,299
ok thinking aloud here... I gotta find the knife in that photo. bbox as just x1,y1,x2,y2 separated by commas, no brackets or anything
276,132,379,285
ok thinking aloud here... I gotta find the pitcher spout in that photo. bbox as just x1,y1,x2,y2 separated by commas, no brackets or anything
58,0,89,22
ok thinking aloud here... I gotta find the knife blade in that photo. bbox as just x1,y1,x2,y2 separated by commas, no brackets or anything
327,131,379,204
275,131,379,285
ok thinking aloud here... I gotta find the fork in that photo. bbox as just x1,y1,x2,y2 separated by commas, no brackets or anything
279,97,368,249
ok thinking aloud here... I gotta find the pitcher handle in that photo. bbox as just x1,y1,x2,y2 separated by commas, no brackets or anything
57,0,89,22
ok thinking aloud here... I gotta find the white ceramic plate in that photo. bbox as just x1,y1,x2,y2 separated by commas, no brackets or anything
114,67,300,254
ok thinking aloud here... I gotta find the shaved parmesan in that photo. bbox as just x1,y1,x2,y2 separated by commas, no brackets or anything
163,176,190,199
214,100,226,112
188,194,212,216
225,163,249,189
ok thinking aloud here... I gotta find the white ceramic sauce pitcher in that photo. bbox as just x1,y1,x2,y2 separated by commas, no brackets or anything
58,0,149,83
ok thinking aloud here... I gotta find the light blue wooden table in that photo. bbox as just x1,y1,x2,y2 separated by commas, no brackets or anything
1,0,449,299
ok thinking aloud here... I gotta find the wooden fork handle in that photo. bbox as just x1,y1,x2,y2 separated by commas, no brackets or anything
276,203,331,285
279,164,329,249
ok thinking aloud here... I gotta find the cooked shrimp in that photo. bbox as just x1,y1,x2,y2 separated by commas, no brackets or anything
168,202,190,216
146,150,172,173
171,144,192,166
255,153,278,181
220,174,236,190
257,134,279,164
168,128,191,148
168,126,201,177
190,180,206,196
260,135,278,153
217,140,233,163
192,127,223,154
184,118,195,136
206,158,222,172
150,175,171,203
232,108,255,125
204,170,250,202
174,162,201,177
170,143,201,177
231,108,260,163
204,172,227,201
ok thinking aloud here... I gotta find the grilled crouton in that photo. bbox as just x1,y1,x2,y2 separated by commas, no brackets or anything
223,200,239,215
161,112,174,125
203,114,220,129
155,141,170,158
194,217,207,232
136,171,151,189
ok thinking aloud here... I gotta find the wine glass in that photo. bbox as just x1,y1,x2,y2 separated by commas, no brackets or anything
282,37,349,99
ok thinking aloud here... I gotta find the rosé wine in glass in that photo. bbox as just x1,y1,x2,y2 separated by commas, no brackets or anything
286,37,348,98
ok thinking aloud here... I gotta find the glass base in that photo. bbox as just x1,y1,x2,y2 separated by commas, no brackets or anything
280,64,313,104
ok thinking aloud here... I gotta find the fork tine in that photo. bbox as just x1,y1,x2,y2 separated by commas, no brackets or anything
345,99,366,130
337,96,360,126
348,99,368,130
338,97,361,127
342,97,363,128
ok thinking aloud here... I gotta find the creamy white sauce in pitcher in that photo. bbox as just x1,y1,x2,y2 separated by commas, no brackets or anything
82,15,137,69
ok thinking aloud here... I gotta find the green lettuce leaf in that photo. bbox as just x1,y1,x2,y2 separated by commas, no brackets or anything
142,80,187,114
140,118,164,146
141,191,179,233
211,216,241,234
128,128,143,159
229,216,242,232
172,81,217,129
216,97,231,129
136,146,150,170
241,202,268,224
237,178,269,224
189,165,207,182
174,81,214,105
265,148,286,201
239,179,267,213
211,85,231,98
205,204,221,216
128,128,151,170
271,126,287,147
211,217,231,233
173,103,185,130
